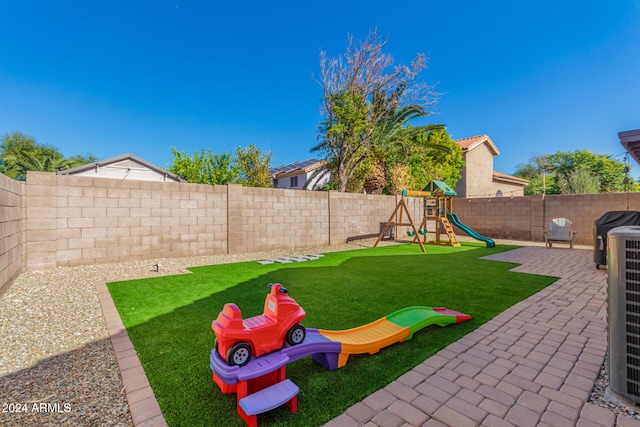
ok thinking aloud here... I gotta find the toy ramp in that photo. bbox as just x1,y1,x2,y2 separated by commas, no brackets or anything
319,318,408,362
387,306,471,338
318,306,470,367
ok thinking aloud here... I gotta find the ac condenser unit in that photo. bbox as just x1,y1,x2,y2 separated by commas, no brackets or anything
608,226,640,403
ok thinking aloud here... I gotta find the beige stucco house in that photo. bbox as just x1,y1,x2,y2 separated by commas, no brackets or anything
454,134,529,198
57,153,185,183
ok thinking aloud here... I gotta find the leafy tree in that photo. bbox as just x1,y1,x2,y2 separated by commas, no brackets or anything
313,29,437,192
366,123,461,194
67,153,99,168
205,152,239,185
514,156,559,195
514,150,632,194
0,131,96,180
556,167,600,194
168,147,239,185
168,144,271,187
546,150,626,194
8,150,67,175
235,144,273,188
403,128,464,191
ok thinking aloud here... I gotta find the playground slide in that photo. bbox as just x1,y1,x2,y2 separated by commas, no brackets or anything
211,307,472,382
447,213,496,248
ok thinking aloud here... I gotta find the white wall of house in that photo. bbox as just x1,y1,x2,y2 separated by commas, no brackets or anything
273,168,330,190
274,173,305,189
68,163,177,181
59,155,184,183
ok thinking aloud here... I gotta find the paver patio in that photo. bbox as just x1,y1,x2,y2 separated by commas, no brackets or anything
324,246,640,427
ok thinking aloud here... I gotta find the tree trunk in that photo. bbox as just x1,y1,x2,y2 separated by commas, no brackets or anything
363,158,386,194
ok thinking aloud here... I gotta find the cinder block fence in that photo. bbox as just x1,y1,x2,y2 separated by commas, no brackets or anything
2,170,640,294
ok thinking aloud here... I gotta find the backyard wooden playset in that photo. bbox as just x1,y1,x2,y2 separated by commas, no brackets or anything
374,181,460,251
373,180,495,250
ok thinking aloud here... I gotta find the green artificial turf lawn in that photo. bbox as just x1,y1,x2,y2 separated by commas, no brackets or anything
107,243,557,426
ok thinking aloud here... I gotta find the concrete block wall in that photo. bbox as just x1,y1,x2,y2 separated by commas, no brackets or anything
454,196,538,241
0,173,24,295
541,192,640,244
453,192,640,245
328,191,397,244
24,172,228,270
227,185,329,254
4,169,640,289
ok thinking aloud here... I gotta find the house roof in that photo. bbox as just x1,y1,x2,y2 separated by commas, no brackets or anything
58,153,186,182
620,129,640,165
493,171,530,185
455,134,500,156
271,158,326,178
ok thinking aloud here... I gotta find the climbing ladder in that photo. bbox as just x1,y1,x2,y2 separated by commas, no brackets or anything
439,218,461,247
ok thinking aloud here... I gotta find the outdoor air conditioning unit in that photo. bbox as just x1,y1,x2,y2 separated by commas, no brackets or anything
607,226,640,403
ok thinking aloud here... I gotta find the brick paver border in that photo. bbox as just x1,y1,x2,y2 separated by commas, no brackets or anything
96,281,168,427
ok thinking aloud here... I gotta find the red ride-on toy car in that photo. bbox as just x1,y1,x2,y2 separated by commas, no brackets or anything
212,283,306,367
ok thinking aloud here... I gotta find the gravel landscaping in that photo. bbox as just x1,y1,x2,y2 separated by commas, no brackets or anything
0,242,366,426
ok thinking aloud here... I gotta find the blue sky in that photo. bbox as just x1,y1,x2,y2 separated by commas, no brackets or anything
1,1,639,176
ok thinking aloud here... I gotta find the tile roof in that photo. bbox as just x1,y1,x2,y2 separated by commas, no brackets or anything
455,134,500,156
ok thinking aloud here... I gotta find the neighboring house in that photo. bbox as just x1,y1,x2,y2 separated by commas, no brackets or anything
272,135,529,197
454,134,529,198
57,153,186,183
271,158,329,190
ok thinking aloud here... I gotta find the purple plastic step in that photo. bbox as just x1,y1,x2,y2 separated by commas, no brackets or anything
239,379,299,416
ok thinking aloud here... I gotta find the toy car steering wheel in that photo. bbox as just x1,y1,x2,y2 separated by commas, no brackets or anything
267,283,288,293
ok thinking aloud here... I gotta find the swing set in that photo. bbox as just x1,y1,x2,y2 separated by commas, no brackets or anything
373,181,461,252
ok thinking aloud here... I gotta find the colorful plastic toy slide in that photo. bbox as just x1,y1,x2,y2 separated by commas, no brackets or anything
318,306,471,368
447,213,496,248
211,306,471,384
210,304,470,426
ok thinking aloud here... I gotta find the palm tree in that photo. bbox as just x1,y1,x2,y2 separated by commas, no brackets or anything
7,150,69,180
353,104,424,194
363,104,451,194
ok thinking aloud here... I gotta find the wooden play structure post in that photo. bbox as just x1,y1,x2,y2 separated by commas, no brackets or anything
373,191,426,252
374,181,461,250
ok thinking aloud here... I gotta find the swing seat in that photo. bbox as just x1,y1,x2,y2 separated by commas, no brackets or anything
408,229,428,237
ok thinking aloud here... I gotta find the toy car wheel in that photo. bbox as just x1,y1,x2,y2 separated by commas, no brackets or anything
227,342,252,367
286,324,306,346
